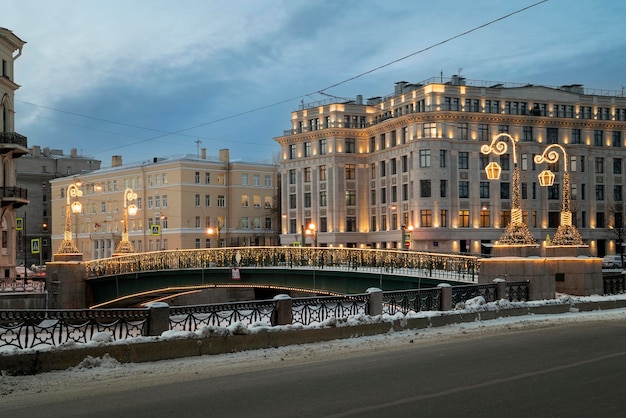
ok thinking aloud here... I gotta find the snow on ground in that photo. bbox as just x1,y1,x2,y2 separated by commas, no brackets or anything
2,293,626,400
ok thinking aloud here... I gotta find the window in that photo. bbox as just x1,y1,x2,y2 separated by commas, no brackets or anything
345,138,356,153
241,217,249,229
320,191,327,207
596,212,606,228
253,195,261,208
523,126,533,142
419,150,431,168
147,196,153,209
380,161,386,177
304,167,311,182
304,193,311,208
345,191,356,206
420,180,431,198
595,157,604,174
548,184,560,200
346,217,357,232
614,158,622,174
478,124,489,141
205,172,211,184
420,210,432,227
254,174,260,186
217,195,226,207
500,154,510,171
195,194,200,207
289,144,297,159
594,130,604,146
480,182,490,199
265,175,272,187
402,155,408,172
596,185,605,201
459,181,469,198
319,165,327,181
458,152,469,169
440,150,447,167
289,194,296,209
440,210,448,227
547,128,558,144
289,169,296,184
501,211,511,227
345,164,356,180
459,210,470,227
500,183,510,199
391,158,397,175
613,131,622,147
480,210,490,228
242,174,249,186
304,141,312,157
615,185,623,202
571,129,582,144
319,139,327,155
241,194,249,207
440,180,447,198
458,123,469,140
264,196,272,208
423,123,437,137
195,171,200,183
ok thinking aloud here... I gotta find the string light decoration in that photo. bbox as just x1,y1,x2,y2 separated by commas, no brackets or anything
56,181,83,254
534,144,584,246
113,188,138,255
84,247,480,282
480,133,537,245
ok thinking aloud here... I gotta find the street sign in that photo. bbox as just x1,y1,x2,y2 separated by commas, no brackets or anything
16,218,23,230
231,268,241,280
31,238,40,254
150,225,161,236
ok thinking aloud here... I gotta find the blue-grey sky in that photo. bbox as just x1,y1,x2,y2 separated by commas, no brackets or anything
4,0,625,167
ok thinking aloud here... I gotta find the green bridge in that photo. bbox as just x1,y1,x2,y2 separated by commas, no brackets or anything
81,247,480,308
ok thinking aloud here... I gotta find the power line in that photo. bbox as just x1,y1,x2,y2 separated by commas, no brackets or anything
17,1,548,156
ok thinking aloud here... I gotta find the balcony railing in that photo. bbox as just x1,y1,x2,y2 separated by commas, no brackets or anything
0,132,28,148
0,186,28,200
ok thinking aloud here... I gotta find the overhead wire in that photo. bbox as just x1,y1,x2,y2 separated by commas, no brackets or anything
17,0,548,156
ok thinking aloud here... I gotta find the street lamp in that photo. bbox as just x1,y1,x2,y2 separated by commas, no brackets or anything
401,224,413,250
305,223,318,247
113,188,138,255
206,222,222,247
56,181,83,254
480,133,537,245
534,144,583,245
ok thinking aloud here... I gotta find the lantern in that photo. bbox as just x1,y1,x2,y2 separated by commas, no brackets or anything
538,169,555,187
485,161,502,180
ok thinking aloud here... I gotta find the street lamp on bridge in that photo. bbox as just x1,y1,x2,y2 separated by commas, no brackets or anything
305,223,318,247
113,188,138,255
56,180,83,255
206,221,222,247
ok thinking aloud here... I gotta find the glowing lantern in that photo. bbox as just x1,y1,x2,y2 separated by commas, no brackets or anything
485,162,502,180
538,169,555,187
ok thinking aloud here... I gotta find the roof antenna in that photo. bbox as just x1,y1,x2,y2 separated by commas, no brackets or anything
195,139,202,157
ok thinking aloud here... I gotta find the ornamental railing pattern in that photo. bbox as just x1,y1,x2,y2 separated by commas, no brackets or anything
291,294,369,326
169,300,275,331
382,288,441,315
0,309,148,350
603,275,625,295
450,284,499,308
84,247,480,282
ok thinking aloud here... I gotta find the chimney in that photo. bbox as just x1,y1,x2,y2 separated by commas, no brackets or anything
201,148,207,159
32,145,41,157
70,148,78,158
111,155,123,167
219,149,230,163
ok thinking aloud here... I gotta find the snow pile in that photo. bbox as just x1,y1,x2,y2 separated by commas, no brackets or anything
70,353,121,371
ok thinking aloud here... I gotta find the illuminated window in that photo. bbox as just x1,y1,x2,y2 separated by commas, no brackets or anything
459,210,470,227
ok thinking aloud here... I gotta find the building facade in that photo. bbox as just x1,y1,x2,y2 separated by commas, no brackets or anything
0,27,29,278
275,75,626,256
50,149,279,260
15,146,101,267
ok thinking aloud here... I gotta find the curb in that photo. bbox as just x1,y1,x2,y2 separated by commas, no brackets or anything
1,302,624,375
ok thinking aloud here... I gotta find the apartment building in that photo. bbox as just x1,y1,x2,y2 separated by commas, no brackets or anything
50,149,279,260
0,27,29,278
274,75,626,256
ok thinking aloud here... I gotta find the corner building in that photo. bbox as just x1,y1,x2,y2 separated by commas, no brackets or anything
275,75,626,256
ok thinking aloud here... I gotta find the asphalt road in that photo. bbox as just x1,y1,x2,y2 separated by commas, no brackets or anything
3,319,626,417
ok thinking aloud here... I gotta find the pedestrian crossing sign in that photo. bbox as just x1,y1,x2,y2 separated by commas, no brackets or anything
150,225,161,236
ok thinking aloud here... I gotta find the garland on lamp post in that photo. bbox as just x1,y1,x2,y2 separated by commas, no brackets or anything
113,188,138,255
480,133,537,245
56,182,83,254
534,144,584,246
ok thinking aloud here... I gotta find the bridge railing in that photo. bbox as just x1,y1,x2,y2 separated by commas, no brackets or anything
84,247,481,281
0,281,530,350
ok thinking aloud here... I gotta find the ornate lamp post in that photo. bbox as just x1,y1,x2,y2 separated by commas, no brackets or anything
305,223,318,247
480,133,537,245
113,188,138,255
534,144,583,245
56,181,83,254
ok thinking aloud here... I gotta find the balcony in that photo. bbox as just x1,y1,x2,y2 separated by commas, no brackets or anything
0,132,28,155
0,186,29,209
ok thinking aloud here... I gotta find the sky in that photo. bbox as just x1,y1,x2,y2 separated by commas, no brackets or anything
3,0,626,168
